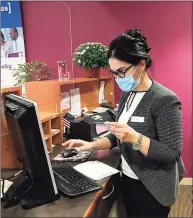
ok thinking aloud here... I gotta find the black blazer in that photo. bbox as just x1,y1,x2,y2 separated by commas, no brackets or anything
106,80,186,207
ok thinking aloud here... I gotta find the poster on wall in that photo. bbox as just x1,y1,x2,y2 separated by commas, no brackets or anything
1,1,26,88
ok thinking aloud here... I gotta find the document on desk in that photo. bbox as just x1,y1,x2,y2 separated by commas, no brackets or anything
73,160,120,180
98,81,105,104
70,88,81,116
60,92,70,111
92,107,109,113
1,180,13,198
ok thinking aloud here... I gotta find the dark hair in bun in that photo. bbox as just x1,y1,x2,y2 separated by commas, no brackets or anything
107,28,152,69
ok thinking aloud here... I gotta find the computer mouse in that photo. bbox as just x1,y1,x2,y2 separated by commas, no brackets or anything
61,149,78,158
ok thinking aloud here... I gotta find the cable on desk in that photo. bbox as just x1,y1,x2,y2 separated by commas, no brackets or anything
102,183,114,200
1,170,22,201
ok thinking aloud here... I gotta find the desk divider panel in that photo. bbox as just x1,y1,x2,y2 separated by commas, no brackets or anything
1,77,115,168
1,87,23,169
24,76,115,153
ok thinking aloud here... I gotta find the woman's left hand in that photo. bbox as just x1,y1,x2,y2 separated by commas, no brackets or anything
105,122,139,144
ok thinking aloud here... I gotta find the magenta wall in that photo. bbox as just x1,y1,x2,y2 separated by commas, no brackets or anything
104,2,192,177
21,2,122,76
21,2,192,177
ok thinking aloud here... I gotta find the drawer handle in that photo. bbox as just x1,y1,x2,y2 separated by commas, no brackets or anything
102,183,114,200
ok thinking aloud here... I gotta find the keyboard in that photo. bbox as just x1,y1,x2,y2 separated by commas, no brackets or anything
51,161,102,197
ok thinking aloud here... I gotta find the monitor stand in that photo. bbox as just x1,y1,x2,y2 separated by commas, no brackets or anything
3,170,31,209
3,171,60,210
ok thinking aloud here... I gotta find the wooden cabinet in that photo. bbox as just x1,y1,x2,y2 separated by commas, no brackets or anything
90,174,121,218
1,77,115,168
1,87,63,168
1,87,22,169
25,76,115,114
39,112,63,153
25,76,115,152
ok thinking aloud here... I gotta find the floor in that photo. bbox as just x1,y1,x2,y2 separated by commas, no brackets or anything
109,184,192,218
169,185,192,217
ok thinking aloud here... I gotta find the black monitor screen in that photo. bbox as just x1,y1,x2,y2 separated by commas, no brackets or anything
5,94,58,196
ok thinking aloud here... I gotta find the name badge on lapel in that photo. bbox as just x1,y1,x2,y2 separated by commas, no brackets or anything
131,116,144,123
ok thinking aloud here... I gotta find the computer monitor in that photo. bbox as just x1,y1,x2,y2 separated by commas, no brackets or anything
3,94,59,209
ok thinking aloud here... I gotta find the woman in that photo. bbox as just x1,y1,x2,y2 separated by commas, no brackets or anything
1,30,12,58
63,28,186,218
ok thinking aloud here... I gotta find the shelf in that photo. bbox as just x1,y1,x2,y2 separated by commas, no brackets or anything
59,77,98,85
99,76,112,80
25,76,112,87
52,132,63,145
42,121,50,136
40,112,63,151
44,135,51,140
1,87,22,94
51,129,61,136
59,76,112,85
51,116,61,128
46,138,52,153
40,112,60,123
28,76,111,86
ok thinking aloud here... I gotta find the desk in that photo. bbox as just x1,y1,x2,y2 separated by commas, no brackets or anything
1,146,121,218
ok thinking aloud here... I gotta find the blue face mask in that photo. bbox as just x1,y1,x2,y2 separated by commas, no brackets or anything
115,66,141,92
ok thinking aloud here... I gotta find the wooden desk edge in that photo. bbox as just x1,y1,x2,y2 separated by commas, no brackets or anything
1,87,22,94
83,178,110,218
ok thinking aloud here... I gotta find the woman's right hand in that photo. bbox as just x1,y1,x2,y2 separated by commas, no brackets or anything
62,139,94,151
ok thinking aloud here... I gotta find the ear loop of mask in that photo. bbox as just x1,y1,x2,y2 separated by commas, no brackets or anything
133,63,144,81
138,69,144,80
131,64,144,91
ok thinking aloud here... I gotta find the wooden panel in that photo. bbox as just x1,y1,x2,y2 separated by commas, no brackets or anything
25,81,60,113
1,88,22,112
39,112,60,123
1,134,22,169
52,132,63,145
1,87,22,94
1,87,22,169
51,116,61,129
1,88,23,136
1,114,9,135
83,179,110,218
42,120,51,136
59,77,98,85
103,78,115,107
25,76,114,114
59,76,111,85
79,81,99,109
46,138,52,153
51,115,63,144
60,80,100,111
38,104,59,113
77,80,99,109
90,174,120,218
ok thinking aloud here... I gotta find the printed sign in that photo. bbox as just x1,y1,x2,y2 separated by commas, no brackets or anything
1,1,26,88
